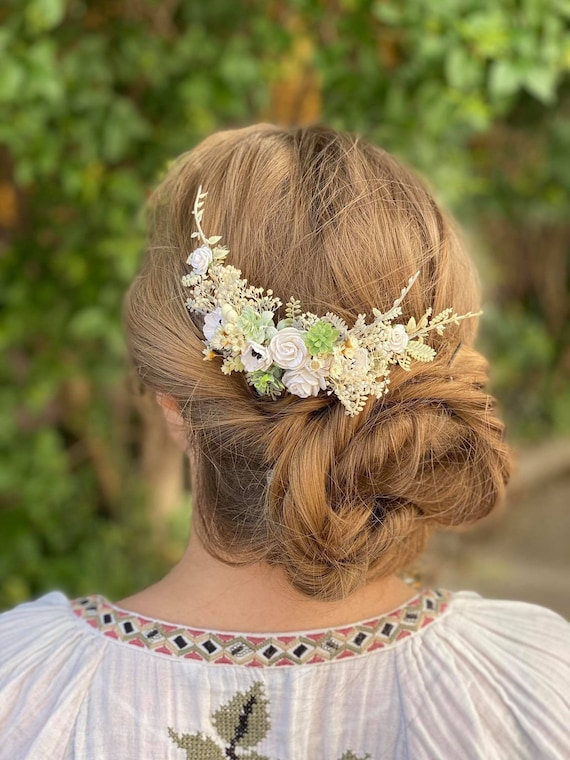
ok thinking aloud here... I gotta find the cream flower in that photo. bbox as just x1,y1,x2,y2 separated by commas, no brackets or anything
203,307,223,341
352,347,370,372
329,346,347,379
187,244,213,275
241,341,273,372
282,361,329,398
341,335,360,359
220,303,239,324
269,327,309,370
210,321,247,353
387,324,409,354
203,303,239,341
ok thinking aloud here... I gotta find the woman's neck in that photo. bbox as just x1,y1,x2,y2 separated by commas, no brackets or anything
116,519,418,633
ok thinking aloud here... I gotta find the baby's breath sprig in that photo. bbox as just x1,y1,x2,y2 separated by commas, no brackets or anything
181,188,482,417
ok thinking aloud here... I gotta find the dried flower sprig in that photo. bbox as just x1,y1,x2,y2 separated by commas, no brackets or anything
181,186,481,416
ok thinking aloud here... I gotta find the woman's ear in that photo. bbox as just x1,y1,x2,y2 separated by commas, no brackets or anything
156,394,193,453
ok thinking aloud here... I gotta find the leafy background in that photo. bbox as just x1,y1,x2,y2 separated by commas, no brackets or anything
1,0,569,612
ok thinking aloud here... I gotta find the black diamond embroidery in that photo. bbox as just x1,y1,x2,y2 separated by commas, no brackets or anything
122,621,134,634
381,623,394,636
292,644,308,658
353,632,367,647
202,639,217,654
173,635,188,649
102,613,113,625
262,645,278,659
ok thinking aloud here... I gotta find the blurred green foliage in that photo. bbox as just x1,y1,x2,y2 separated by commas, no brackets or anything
1,0,569,610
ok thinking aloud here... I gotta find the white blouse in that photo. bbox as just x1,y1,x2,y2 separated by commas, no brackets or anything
0,586,569,759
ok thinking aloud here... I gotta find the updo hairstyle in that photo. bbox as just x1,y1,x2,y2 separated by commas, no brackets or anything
124,124,512,601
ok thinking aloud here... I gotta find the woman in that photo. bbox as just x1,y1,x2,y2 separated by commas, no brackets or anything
1,124,568,759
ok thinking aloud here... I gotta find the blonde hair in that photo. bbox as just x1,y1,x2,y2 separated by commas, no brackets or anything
125,124,512,600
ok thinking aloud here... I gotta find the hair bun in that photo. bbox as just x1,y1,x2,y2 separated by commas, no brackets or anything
259,345,511,599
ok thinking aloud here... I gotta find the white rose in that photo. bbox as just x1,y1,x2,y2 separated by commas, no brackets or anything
241,341,273,372
269,327,309,370
203,307,223,341
187,244,213,275
283,362,329,398
386,324,409,354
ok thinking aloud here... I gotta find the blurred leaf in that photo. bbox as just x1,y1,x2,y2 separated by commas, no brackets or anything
523,66,558,104
489,60,523,98
25,0,66,33
445,47,483,91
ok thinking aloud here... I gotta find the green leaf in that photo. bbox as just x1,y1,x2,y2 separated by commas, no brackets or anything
523,67,558,105
68,308,109,341
25,0,66,33
445,47,483,91
488,60,523,98
0,59,25,102
168,729,224,760
372,3,403,25
212,682,270,749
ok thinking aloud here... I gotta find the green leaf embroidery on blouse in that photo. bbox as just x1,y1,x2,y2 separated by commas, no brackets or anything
169,682,270,760
168,730,226,760
212,682,270,750
168,682,370,759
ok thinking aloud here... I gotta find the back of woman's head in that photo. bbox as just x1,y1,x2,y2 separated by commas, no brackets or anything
125,124,512,601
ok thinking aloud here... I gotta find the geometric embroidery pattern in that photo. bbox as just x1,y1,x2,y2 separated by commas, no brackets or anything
71,587,451,667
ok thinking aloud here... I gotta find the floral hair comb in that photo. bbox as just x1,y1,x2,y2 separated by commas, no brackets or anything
181,187,481,417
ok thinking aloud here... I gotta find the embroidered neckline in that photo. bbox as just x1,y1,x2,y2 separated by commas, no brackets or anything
71,587,451,667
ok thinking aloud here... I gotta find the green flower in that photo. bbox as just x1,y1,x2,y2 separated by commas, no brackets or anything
249,368,285,399
236,306,276,343
303,320,340,355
